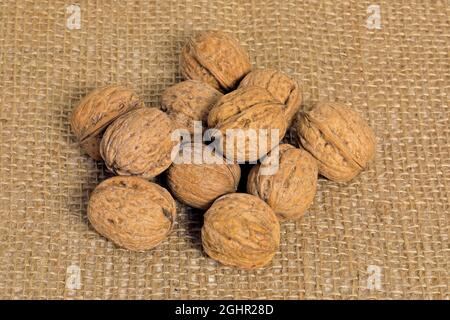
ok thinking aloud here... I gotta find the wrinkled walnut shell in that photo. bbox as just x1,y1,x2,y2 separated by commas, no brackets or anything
247,144,318,221
70,85,143,160
202,193,280,269
296,102,376,182
207,86,287,162
161,80,223,135
167,142,240,209
180,31,252,92
88,176,176,251
239,68,302,125
100,107,178,179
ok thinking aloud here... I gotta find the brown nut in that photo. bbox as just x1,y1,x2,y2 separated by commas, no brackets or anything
247,144,318,221
202,193,280,269
100,107,178,179
70,85,143,160
207,86,287,162
161,80,223,135
239,68,302,125
167,142,240,209
296,102,376,182
180,31,252,92
87,176,176,251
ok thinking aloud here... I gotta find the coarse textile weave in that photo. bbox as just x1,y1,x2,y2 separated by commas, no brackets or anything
0,0,449,299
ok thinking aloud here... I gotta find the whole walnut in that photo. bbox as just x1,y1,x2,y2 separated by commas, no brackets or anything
180,31,252,92
202,193,280,269
167,142,240,209
161,80,223,135
100,107,178,179
70,85,143,160
239,68,302,125
207,86,287,162
88,176,176,251
247,144,318,221
296,102,376,182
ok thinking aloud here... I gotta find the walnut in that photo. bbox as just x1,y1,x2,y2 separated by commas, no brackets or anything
207,86,287,162
167,142,240,209
239,68,302,125
296,102,376,182
70,85,143,160
247,144,318,221
201,193,280,269
161,80,223,135
87,176,176,251
100,107,178,179
180,31,252,92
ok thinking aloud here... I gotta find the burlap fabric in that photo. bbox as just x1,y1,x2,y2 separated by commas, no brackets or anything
0,0,448,300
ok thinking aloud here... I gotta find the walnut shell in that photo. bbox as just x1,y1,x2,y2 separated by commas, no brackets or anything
70,85,143,160
100,107,178,179
239,68,302,125
167,142,240,209
180,31,252,92
207,86,287,162
161,80,223,135
87,176,176,251
296,102,376,182
202,193,280,269
247,144,318,221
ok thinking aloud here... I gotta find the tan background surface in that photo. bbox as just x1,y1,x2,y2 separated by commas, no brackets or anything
0,0,449,299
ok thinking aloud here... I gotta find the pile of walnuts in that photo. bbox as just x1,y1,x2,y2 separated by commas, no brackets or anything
71,31,376,269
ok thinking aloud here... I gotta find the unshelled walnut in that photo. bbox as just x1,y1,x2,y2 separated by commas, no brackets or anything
87,176,176,251
239,68,302,125
167,142,240,209
161,80,223,134
296,102,376,182
201,193,280,269
247,144,318,221
180,31,252,92
100,107,178,179
207,86,287,162
70,85,143,160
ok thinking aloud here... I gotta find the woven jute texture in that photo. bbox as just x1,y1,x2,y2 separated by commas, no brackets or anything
0,0,449,300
